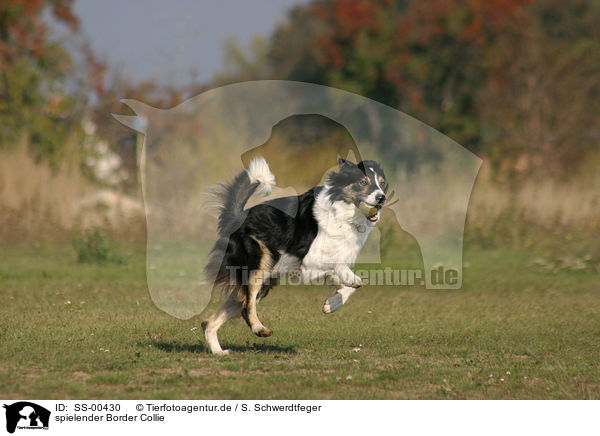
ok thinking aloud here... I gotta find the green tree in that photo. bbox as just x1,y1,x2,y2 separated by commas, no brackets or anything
0,0,87,165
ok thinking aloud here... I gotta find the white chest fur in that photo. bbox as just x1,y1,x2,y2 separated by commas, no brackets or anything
302,188,373,270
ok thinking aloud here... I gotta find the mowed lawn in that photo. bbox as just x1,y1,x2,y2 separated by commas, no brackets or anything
0,244,599,399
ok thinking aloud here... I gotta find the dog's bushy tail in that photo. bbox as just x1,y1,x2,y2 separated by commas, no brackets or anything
215,157,275,235
205,157,275,301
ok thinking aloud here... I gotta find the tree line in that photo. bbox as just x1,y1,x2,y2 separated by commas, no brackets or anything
1,0,598,182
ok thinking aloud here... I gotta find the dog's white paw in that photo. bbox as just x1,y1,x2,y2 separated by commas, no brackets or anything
214,349,233,356
343,273,363,288
323,293,343,314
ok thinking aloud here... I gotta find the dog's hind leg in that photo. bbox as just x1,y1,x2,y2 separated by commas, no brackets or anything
247,270,274,337
241,284,272,327
246,241,274,337
202,294,243,355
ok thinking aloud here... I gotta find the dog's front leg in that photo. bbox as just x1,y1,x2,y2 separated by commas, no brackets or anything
301,266,358,287
323,286,357,314
301,266,334,286
322,265,362,314
335,264,363,288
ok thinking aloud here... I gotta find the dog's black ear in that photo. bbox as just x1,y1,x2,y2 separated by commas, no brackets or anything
338,157,355,169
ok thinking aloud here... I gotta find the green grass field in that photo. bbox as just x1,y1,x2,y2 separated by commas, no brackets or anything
0,244,598,399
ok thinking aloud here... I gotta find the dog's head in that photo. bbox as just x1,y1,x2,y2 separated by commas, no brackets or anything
327,158,387,224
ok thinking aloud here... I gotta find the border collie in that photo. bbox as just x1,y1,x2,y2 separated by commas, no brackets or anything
202,157,387,354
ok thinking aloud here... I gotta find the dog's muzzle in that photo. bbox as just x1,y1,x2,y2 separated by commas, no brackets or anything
358,201,383,223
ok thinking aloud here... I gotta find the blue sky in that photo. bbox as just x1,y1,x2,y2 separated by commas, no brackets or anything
73,0,306,86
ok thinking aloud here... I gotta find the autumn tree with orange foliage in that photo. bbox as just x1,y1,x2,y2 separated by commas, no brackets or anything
254,0,600,177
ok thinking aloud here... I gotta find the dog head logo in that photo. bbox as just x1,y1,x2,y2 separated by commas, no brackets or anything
240,114,363,189
114,80,481,319
3,402,50,434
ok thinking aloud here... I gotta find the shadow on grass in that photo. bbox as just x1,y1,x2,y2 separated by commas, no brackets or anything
225,343,297,354
149,340,297,355
149,341,205,354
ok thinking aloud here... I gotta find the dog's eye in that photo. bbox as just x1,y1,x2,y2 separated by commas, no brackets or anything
359,178,369,186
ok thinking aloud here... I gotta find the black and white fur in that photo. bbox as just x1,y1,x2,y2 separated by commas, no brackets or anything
202,157,387,354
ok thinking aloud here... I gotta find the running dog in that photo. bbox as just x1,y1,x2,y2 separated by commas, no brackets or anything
202,157,387,354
